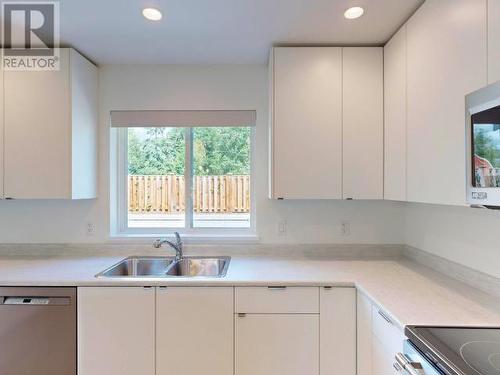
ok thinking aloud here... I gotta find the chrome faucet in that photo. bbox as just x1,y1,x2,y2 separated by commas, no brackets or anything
153,232,183,261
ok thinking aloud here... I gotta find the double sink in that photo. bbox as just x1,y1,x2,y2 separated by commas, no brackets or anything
96,256,230,278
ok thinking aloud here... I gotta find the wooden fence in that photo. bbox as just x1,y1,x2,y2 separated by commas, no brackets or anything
128,175,250,213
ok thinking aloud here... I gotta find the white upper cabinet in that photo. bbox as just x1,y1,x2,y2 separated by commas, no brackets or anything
270,47,343,199
489,0,500,84
3,48,97,199
0,66,3,199
406,0,487,205
342,47,384,199
269,46,383,200
156,287,233,375
384,26,407,201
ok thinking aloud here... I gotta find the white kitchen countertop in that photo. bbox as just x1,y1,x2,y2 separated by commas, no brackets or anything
0,252,499,330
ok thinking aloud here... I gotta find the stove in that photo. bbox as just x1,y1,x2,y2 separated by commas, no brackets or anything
403,326,500,375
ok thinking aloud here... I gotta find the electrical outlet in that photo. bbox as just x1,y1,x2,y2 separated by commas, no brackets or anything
341,221,351,236
278,220,287,236
86,222,95,236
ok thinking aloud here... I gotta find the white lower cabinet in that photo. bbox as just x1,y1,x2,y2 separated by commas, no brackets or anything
156,287,233,375
236,313,319,375
357,291,373,375
372,336,399,375
78,286,232,375
357,291,404,375
77,286,371,375
320,287,356,375
235,286,320,375
78,287,155,375
235,286,356,375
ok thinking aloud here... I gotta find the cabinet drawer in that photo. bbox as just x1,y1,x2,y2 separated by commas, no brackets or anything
371,305,404,356
235,287,319,314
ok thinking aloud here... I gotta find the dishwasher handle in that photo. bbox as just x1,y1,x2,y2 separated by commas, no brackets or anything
2,296,71,306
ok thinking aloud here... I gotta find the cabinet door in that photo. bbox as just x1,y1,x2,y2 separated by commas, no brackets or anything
357,291,373,375
156,287,233,375
384,26,407,201
372,306,404,375
406,0,487,205
4,49,71,199
320,287,356,375
372,336,399,375
70,49,98,199
236,314,319,375
342,47,384,199
0,66,3,199
78,287,155,375
271,47,342,199
489,0,500,84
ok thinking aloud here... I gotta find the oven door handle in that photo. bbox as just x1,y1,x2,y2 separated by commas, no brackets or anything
395,353,426,375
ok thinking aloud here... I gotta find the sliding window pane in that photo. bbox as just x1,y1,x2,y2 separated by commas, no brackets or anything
127,127,185,228
192,127,251,228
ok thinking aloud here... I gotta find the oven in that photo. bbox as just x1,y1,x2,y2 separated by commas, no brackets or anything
398,325,500,375
466,80,500,208
395,340,443,375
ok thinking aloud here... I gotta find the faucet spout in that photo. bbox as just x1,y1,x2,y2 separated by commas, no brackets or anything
153,232,183,261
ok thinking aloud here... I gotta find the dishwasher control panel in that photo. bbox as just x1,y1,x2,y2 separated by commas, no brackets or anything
3,297,50,305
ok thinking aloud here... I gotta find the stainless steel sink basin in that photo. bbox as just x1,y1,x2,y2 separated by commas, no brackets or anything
96,256,174,277
96,256,230,278
165,257,230,277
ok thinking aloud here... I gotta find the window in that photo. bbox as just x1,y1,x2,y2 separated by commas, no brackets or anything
111,110,255,237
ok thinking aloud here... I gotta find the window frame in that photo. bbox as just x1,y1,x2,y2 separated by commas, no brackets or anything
113,126,256,238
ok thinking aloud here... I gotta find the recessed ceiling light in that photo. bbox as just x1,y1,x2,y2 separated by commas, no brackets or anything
142,7,162,21
344,6,364,20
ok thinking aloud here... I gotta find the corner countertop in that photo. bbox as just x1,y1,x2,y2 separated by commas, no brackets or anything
0,252,499,330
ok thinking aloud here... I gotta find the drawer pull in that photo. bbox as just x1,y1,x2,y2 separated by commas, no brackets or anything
238,313,246,318
378,309,393,325
267,286,287,290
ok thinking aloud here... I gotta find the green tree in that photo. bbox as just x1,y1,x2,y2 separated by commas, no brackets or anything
474,129,500,168
193,127,250,175
128,128,185,175
127,127,250,175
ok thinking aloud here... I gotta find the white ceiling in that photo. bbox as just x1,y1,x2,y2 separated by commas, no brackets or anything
59,0,424,65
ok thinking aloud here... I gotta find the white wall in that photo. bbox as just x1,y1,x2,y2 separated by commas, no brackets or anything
0,64,404,244
405,203,500,278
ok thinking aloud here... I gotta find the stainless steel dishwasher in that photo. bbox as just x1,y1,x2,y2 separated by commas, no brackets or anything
0,287,76,375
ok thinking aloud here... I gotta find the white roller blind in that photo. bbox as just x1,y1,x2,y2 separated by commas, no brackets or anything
110,110,256,128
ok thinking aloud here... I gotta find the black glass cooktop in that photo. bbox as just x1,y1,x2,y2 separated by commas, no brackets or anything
406,326,500,375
